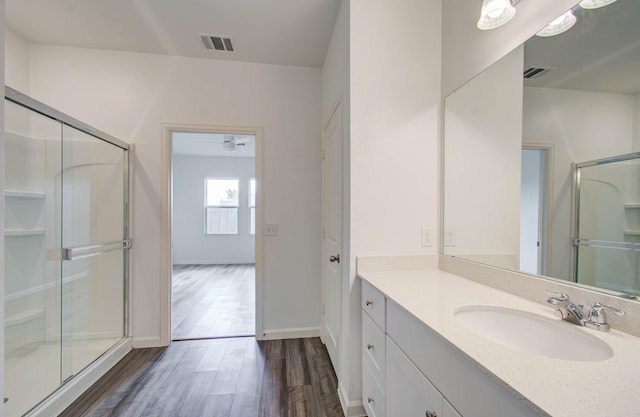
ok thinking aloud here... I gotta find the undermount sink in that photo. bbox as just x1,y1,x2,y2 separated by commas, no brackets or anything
454,305,613,362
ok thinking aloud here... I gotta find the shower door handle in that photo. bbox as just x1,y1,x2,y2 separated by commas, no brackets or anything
62,239,132,261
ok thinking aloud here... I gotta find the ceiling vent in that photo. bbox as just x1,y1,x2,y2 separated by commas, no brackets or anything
200,34,234,52
523,67,551,79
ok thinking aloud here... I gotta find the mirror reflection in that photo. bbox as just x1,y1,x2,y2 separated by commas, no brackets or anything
443,0,640,298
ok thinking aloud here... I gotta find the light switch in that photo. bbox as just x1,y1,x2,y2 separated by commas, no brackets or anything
265,224,278,236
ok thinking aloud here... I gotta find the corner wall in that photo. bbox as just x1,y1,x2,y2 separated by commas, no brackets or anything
348,0,442,409
27,45,323,344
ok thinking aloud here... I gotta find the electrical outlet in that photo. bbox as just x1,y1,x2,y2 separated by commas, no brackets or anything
444,229,456,247
421,227,433,247
265,224,278,236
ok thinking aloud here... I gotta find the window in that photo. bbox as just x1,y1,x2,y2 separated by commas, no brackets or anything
205,178,239,234
249,178,256,234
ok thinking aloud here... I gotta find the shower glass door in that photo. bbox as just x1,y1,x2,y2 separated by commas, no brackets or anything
4,90,129,417
575,154,640,297
4,100,63,417
60,125,127,381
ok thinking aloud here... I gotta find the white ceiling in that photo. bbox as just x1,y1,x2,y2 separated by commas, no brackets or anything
5,0,341,68
524,0,640,94
172,132,255,158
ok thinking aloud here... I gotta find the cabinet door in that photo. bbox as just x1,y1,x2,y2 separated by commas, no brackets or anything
443,398,463,417
387,337,443,417
362,310,386,389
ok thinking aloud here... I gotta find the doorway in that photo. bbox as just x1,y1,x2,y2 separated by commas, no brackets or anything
168,129,261,341
520,146,552,275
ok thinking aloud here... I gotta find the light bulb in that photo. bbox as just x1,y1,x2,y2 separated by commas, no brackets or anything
536,9,577,37
579,0,618,9
477,0,516,30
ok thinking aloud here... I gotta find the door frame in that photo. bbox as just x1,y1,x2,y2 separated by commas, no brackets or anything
522,143,554,276
161,124,264,345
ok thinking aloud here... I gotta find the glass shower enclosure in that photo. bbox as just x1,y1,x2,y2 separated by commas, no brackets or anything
574,152,640,298
3,87,130,416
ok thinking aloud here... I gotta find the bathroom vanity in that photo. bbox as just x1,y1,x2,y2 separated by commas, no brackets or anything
359,262,640,417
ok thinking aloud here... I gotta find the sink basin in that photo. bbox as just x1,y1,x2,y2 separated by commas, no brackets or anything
454,305,613,361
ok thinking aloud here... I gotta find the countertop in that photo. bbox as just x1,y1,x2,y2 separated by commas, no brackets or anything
359,268,640,417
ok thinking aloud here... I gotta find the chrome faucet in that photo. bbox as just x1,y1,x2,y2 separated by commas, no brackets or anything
545,291,624,331
545,292,584,325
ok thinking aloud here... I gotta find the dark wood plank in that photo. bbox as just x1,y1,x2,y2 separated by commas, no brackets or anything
58,347,165,417
60,337,345,417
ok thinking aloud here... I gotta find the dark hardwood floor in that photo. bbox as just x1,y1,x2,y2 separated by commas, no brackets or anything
59,337,344,417
172,264,255,340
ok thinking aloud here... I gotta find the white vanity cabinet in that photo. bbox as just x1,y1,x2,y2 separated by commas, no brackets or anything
387,337,461,417
361,280,387,417
361,277,541,417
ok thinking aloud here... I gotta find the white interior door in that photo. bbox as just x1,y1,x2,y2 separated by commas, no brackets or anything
321,102,343,368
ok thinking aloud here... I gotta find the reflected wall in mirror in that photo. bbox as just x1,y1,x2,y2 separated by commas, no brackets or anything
443,0,640,299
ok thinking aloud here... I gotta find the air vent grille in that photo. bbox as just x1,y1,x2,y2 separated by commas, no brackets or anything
523,67,551,79
200,34,234,52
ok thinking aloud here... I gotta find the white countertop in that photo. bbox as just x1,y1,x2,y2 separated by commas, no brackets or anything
359,268,640,417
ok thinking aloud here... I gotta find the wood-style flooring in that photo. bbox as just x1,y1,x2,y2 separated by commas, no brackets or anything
172,264,255,340
59,337,345,417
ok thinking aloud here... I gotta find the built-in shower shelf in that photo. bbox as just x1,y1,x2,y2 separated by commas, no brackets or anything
624,204,640,209
5,309,44,327
5,228,45,237
4,190,46,199
624,230,640,236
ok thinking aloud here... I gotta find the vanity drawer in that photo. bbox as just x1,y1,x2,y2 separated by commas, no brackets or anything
362,279,386,331
363,363,386,417
387,300,539,417
362,311,386,390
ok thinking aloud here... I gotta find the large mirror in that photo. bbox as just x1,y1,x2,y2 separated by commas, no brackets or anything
443,0,640,299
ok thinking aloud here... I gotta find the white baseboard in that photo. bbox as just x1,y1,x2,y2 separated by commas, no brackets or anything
338,382,366,417
260,326,320,340
172,261,256,265
25,338,132,417
338,383,366,417
132,336,167,348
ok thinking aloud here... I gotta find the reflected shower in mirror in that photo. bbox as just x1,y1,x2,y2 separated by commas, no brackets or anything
443,0,640,299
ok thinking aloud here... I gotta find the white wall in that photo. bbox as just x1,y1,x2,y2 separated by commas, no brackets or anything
26,45,322,344
5,27,30,93
348,0,441,409
1,0,6,406
172,154,255,265
523,87,636,279
442,0,578,97
444,46,524,269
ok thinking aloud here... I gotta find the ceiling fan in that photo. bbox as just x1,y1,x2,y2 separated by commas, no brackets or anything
222,135,249,151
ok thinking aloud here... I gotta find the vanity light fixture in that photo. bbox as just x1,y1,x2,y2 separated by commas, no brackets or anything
477,0,517,30
536,9,577,37
579,0,618,9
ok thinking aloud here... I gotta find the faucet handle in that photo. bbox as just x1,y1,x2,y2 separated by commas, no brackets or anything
588,302,624,323
584,302,624,331
545,291,569,305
